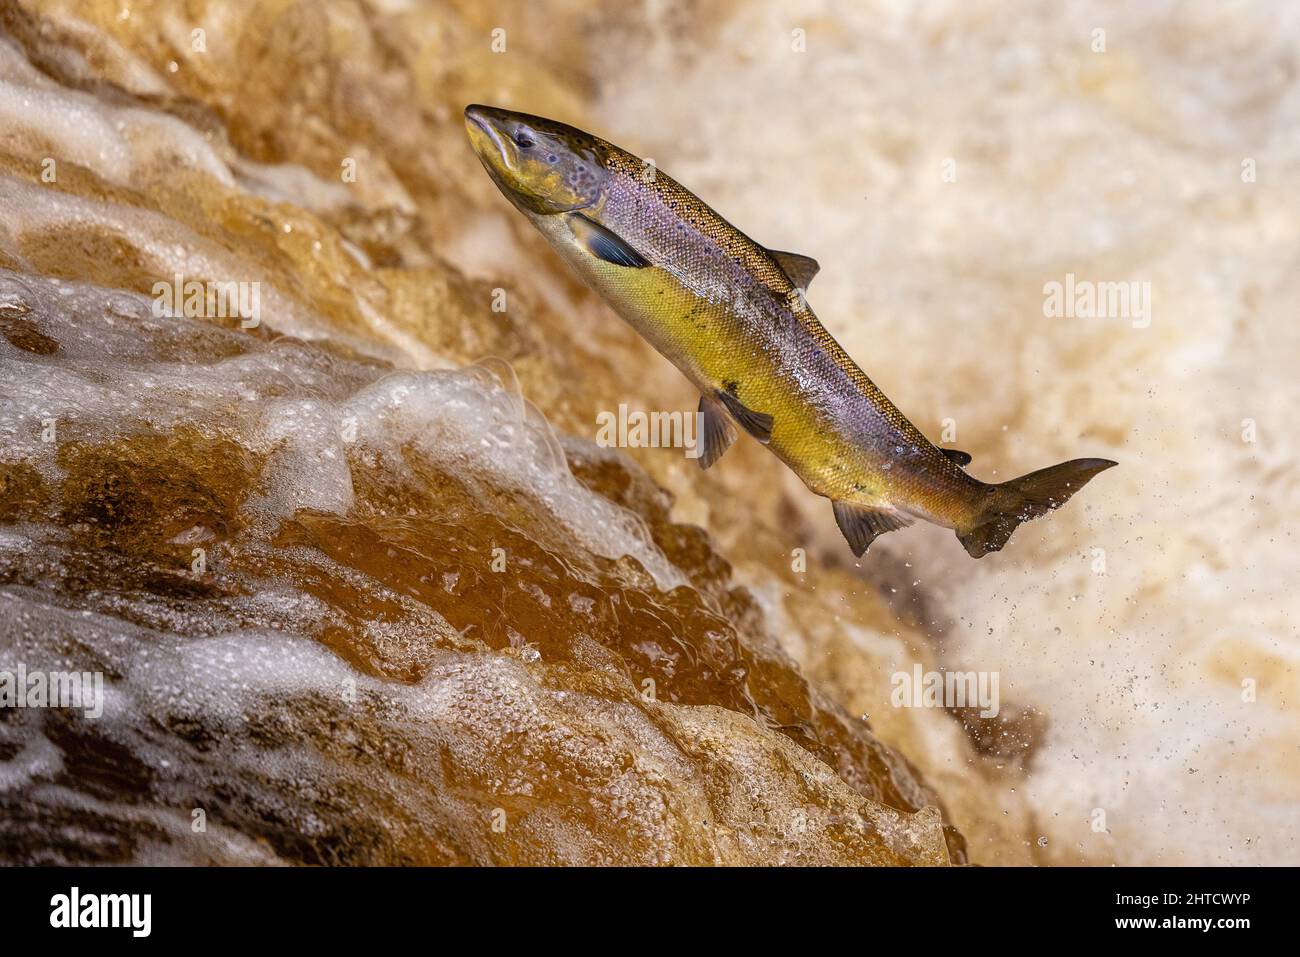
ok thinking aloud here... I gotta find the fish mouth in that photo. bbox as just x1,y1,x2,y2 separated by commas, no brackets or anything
463,103,596,215
464,105,512,171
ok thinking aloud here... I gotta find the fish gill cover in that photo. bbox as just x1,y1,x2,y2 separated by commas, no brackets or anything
0,0,1297,867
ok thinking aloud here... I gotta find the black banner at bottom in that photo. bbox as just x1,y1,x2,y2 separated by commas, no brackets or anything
0,865,1274,944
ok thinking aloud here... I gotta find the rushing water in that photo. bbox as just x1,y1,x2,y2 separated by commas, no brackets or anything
2,0,1298,865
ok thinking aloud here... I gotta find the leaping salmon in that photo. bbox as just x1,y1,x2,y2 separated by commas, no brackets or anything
464,104,1116,559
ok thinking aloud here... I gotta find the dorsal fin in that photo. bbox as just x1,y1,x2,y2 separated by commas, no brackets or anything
769,250,820,290
568,213,649,268
941,448,972,467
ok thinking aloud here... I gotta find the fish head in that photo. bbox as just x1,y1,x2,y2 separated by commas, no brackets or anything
465,104,609,215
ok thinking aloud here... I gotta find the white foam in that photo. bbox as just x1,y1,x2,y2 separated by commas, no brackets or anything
591,0,1300,864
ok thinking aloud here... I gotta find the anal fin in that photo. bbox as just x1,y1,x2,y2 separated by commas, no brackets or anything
716,389,773,443
832,501,914,558
696,394,738,469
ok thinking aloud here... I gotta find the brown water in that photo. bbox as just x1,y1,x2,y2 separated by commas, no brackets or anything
1,0,1296,865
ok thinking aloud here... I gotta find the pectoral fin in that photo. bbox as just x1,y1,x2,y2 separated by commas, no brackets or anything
769,249,820,290
716,388,773,443
696,394,738,469
941,448,972,467
831,501,914,557
568,213,649,268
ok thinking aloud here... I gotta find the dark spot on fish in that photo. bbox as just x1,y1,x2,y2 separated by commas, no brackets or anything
723,380,739,395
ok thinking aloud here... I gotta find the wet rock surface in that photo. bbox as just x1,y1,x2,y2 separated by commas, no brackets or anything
0,268,955,864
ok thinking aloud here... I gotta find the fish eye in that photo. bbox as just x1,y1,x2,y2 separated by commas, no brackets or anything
513,130,535,148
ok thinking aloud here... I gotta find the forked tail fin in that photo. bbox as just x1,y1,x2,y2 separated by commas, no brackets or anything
957,458,1117,558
